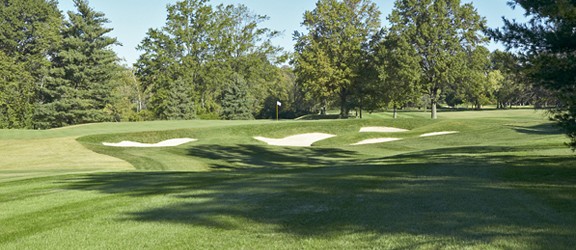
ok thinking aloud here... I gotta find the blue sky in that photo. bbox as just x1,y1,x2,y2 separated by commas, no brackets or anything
58,0,528,66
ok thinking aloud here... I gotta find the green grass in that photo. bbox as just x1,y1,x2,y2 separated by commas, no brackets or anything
1,109,575,249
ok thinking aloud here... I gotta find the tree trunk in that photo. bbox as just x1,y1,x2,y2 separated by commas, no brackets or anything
393,104,398,119
359,97,363,119
431,100,437,119
430,90,438,119
339,91,347,118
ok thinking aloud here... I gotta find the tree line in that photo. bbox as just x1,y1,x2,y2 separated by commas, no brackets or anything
0,0,573,148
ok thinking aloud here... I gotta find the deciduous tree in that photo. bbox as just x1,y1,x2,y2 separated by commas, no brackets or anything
0,0,61,81
293,0,381,118
387,0,487,119
0,0,62,128
136,0,283,120
371,29,420,118
0,51,34,128
458,46,492,110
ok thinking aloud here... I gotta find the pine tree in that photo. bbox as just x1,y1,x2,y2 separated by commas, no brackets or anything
491,0,576,149
221,74,254,120
36,0,120,128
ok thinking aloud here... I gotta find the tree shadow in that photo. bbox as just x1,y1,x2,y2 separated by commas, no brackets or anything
60,145,576,247
186,144,363,170
507,123,564,135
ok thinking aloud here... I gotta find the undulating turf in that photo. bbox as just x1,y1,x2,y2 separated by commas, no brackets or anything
1,110,575,249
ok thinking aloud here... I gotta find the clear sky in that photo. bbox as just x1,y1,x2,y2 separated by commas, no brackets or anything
57,0,528,66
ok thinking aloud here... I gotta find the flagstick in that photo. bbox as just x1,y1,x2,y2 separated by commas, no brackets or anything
276,101,281,121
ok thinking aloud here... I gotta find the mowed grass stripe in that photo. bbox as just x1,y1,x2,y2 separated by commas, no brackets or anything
2,160,574,248
0,196,127,243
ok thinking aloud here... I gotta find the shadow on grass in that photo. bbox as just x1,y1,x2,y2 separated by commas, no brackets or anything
61,145,576,247
186,144,362,170
507,123,564,135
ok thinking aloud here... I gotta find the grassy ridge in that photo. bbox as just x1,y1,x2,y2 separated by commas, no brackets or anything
77,110,567,171
0,120,274,181
1,110,575,249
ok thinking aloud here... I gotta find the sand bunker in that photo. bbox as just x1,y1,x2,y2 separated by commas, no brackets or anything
352,138,402,146
420,131,459,137
360,127,409,133
254,133,336,147
102,138,197,147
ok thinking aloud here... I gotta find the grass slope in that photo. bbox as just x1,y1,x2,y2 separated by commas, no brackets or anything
0,120,272,181
1,110,575,249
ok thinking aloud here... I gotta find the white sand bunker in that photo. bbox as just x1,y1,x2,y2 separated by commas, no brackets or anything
254,133,336,147
420,131,459,137
352,138,402,146
102,138,197,147
360,127,409,133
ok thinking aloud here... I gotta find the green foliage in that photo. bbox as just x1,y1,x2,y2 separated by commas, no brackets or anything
293,0,381,117
35,0,120,128
0,0,62,128
257,66,314,119
488,50,553,109
369,29,420,116
0,0,62,80
105,68,148,122
491,0,576,149
457,46,493,109
491,51,523,108
136,0,284,120
221,74,254,120
0,51,34,128
387,0,487,119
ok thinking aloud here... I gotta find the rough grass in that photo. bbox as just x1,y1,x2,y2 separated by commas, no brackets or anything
1,110,575,249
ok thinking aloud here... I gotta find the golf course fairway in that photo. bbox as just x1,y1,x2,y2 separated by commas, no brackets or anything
1,110,575,249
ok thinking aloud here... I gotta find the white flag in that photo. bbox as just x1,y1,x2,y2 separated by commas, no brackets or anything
277,101,282,106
